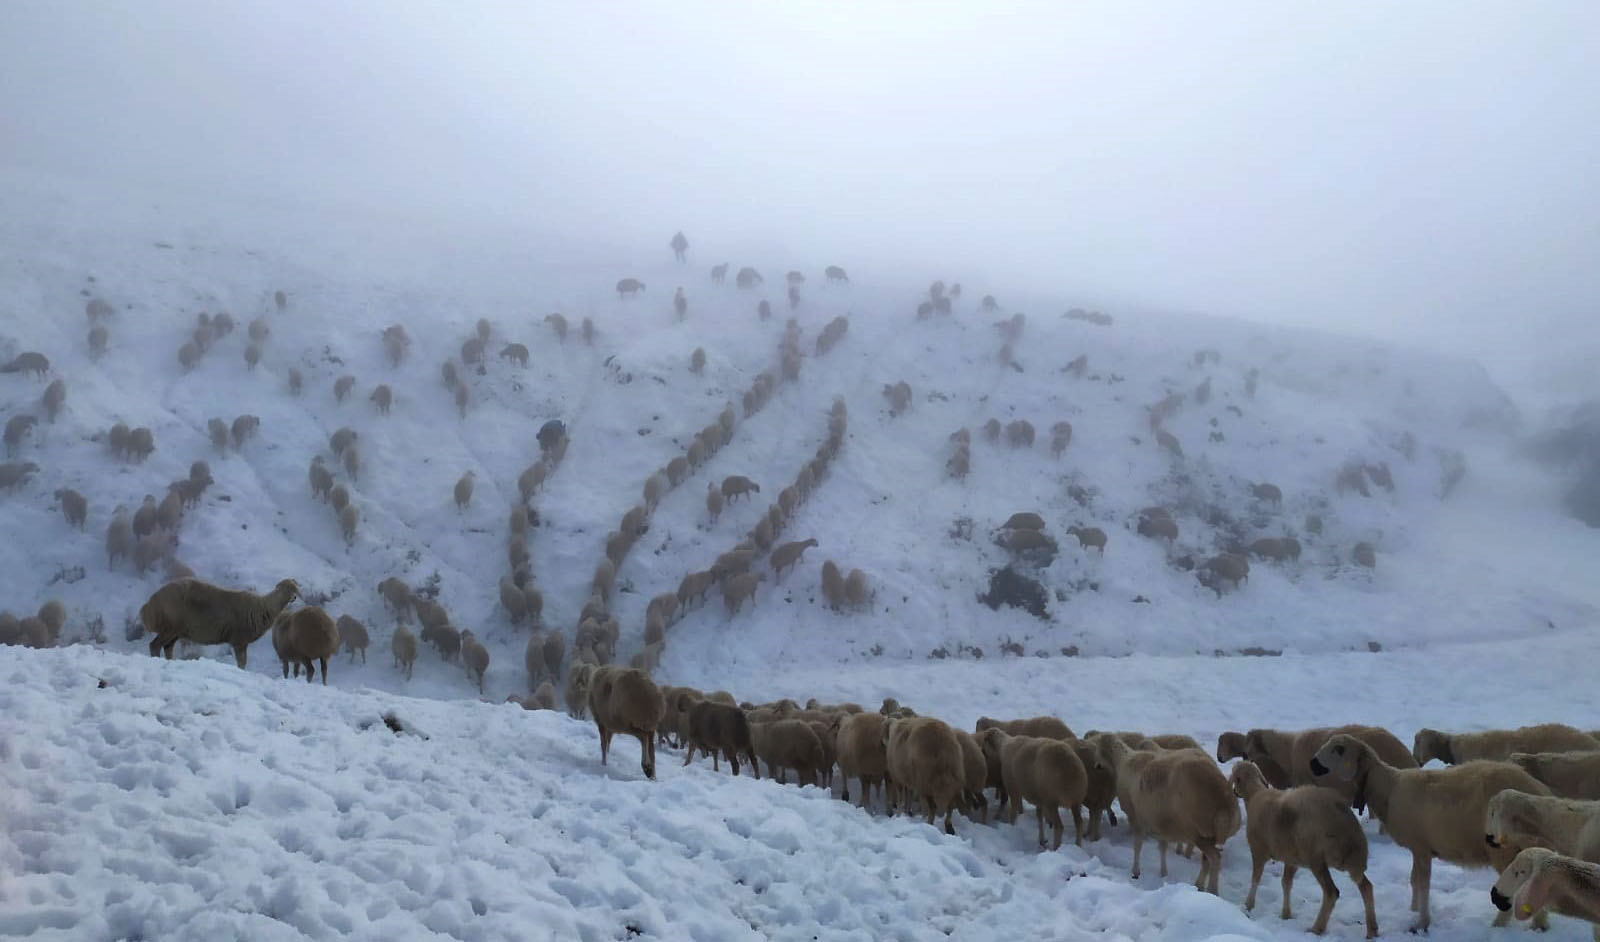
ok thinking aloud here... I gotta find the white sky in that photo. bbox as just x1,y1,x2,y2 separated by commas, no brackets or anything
2,1,1596,399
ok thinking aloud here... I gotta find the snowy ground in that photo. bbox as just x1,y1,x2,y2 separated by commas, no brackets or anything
2,166,1599,939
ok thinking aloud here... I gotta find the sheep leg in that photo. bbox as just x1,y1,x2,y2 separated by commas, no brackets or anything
319,657,328,685
682,743,696,767
1035,806,1047,848
301,658,315,683
1069,804,1083,846
1107,808,1118,827
1206,844,1222,895
1280,863,1299,919
598,726,611,766
1409,852,1432,932
943,805,955,836
1159,840,1169,878
1246,851,1266,911
1309,864,1340,935
1350,871,1378,939
1130,829,1144,880
639,732,656,780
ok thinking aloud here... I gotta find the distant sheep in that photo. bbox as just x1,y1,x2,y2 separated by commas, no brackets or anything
141,577,300,667
616,278,646,298
1352,542,1377,568
462,635,490,694
544,313,568,342
770,538,817,579
333,375,355,402
723,571,764,615
882,381,912,416
1250,482,1282,505
1005,420,1035,448
1,352,50,377
41,379,66,421
500,342,529,367
721,475,760,502
287,368,303,395
230,414,259,447
3,414,36,457
454,470,475,511
54,488,87,529
1065,525,1106,554
391,626,417,678
1049,422,1072,457
370,384,392,414
336,615,369,663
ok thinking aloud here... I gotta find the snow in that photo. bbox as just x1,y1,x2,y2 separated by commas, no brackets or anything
2,165,1598,939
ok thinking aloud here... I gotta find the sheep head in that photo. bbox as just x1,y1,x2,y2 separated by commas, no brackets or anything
1228,760,1267,799
1215,731,1247,762
268,579,301,613
1412,728,1451,766
1309,733,1366,785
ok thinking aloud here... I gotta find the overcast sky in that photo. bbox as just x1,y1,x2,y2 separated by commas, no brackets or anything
2,1,1596,395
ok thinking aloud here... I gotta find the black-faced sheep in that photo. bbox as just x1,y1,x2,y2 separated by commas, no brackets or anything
1309,732,1551,931
141,577,301,667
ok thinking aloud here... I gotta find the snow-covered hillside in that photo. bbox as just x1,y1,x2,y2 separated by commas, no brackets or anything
3,166,1600,940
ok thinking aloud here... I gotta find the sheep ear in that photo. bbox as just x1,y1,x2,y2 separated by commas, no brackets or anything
1515,868,1552,919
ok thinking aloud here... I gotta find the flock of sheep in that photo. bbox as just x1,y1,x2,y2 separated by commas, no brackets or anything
5,233,1563,938
565,669,1600,940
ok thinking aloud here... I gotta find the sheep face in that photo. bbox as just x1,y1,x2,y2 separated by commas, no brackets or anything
1490,847,1556,917
1412,728,1450,766
1308,734,1363,783
1484,789,1540,849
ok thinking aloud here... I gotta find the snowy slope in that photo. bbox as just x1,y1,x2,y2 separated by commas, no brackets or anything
3,166,1600,940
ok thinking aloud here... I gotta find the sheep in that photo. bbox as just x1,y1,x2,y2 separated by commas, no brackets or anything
614,277,646,298
382,324,410,366
1216,725,1415,813
54,487,87,529
953,730,989,821
1413,724,1600,767
1155,428,1183,457
105,507,133,569
343,444,361,480
378,577,413,623
420,622,461,662
38,378,67,422
580,316,594,344
499,342,529,367
454,383,470,417
1065,525,1106,553
230,414,259,447
820,560,846,610
592,558,617,601
441,360,460,388
0,460,38,492
1,352,49,377
1137,509,1178,542
1204,552,1250,590
750,717,826,785
517,461,548,502
1485,789,1600,866
542,631,565,680
531,681,559,710
735,267,762,289
1512,752,1600,800
882,381,912,416
1308,732,1552,931
721,475,760,502
369,384,393,414
156,491,183,532
685,699,756,776
1071,739,1117,841
392,626,417,678
88,325,108,357
946,445,970,479
1005,420,1035,448
132,495,159,538
248,316,271,343
270,607,340,684
1101,733,1239,893
460,337,485,365
1492,847,1600,936
825,265,849,283
883,716,966,834
642,472,666,512
142,577,301,666
86,298,114,320
976,716,1074,740
544,313,568,342
1229,760,1379,938
242,343,261,370
336,615,369,663
723,571,764,615
36,600,65,643
463,636,490,694
986,730,1090,849
339,504,358,544
1251,482,1283,505
453,470,475,510
677,570,716,610
770,538,817,579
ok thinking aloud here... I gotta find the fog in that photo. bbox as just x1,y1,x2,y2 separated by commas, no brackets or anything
2,1,1596,398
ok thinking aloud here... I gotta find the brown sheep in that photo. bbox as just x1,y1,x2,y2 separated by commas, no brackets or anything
542,631,565,680
1414,724,1600,767
986,730,1089,849
1351,541,1377,568
1231,760,1379,938
1216,725,1416,816
1512,751,1600,800
370,384,392,414
1065,525,1106,553
41,379,66,421
721,475,760,502
1005,420,1035,448
142,577,300,666
336,615,369,663
55,488,87,529
976,716,1075,740
231,414,259,447
272,606,341,684
1107,734,1239,893
1002,512,1045,531
463,635,490,694
1310,732,1551,931
544,313,568,342
884,716,967,834
820,560,846,610
750,717,826,785
499,342,529,367
585,668,665,777
1204,553,1249,590
453,470,475,510
843,568,870,610
339,504,358,544
769,538,817,579
685,699,756,776
1251,482,1283,504
0,352,50,377
391,626,417,678
954,730,989,821
723,571,764,615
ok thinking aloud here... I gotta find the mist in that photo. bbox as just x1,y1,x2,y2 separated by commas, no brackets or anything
3,1,1596,400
